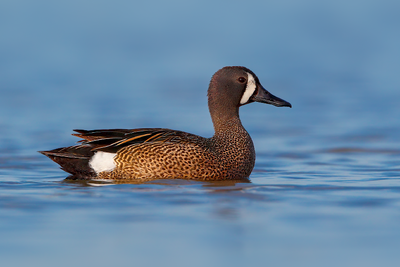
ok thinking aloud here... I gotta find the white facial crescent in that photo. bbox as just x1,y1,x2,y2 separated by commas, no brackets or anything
240,72,256,105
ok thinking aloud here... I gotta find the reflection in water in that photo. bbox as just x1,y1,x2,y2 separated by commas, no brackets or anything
63,176,251,186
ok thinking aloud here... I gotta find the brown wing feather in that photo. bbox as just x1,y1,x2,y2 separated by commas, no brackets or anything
72,129,132,142
72,128,198,153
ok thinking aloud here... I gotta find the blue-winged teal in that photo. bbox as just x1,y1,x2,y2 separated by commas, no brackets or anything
40,66,291,180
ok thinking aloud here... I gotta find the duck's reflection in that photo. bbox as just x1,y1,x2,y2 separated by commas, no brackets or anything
63,176,251,187
60,176,268,221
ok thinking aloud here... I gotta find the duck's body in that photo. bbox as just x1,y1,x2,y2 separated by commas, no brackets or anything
40,66,291,180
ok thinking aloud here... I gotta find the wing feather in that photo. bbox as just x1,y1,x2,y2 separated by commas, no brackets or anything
71,128,198,153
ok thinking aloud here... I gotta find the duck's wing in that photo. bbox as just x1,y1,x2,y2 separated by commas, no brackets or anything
73,128,199,153
40,128,201,178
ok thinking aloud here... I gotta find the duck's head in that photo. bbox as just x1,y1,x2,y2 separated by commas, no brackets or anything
208,66,292,111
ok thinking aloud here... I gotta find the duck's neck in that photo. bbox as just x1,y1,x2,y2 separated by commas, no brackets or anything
212,115,246,135
209,101,242,134
210,110,252,147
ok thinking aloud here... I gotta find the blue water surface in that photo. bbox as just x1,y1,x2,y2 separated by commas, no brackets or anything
1,1,400,267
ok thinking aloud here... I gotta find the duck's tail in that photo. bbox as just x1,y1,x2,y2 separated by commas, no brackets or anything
39,145,96,179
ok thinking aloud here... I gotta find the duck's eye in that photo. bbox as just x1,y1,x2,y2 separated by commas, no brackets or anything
238,77,247,83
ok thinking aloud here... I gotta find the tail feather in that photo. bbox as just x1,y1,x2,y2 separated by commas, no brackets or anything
39,145,96,178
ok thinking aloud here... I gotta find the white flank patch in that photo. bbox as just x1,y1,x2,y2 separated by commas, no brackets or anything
240,72,257,104
89,152,116,174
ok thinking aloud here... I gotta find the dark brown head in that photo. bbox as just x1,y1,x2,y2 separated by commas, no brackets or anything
207,66,291,122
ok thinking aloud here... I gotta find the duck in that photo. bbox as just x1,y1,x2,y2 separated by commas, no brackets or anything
40,66,291,180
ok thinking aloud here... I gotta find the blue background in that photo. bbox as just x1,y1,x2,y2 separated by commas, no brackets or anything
1,1,400,267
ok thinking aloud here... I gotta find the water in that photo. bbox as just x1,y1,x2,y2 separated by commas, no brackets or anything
1,1,400,266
